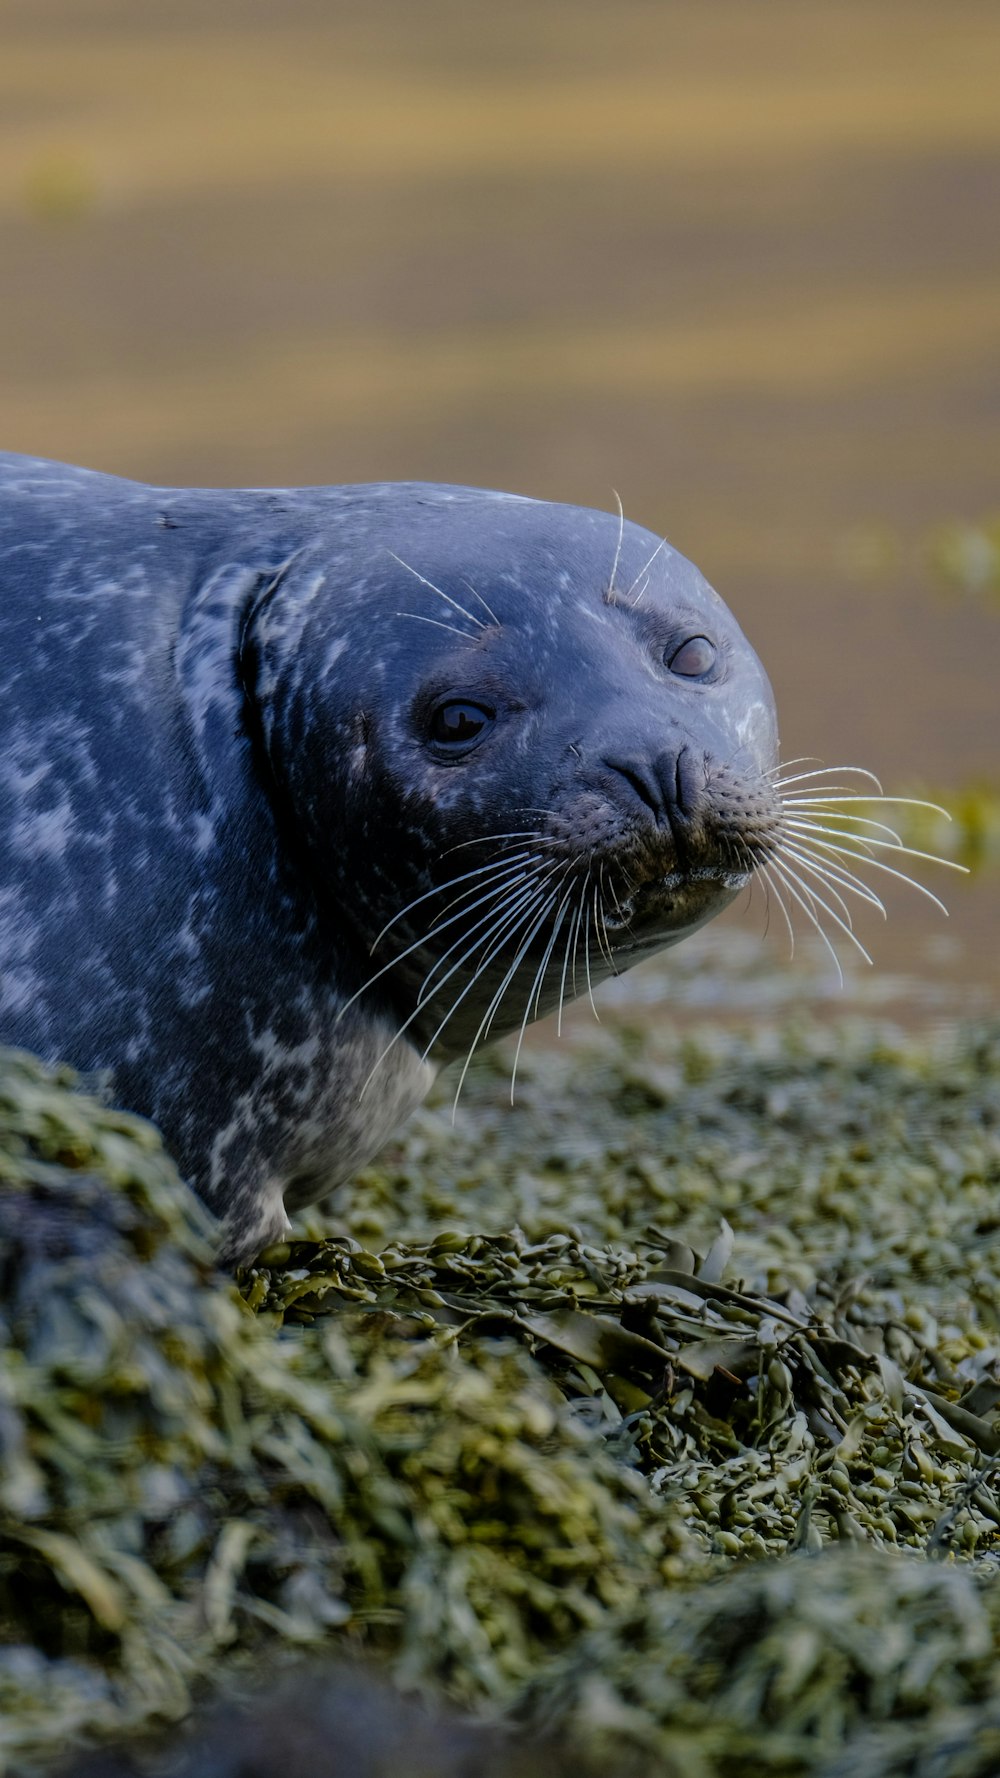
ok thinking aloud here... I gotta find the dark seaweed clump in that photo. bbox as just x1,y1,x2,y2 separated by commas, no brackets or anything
0,1048,667,1773
2,1016,1000,1776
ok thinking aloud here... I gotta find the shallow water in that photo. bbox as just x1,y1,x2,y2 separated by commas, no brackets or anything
1,0,997,1004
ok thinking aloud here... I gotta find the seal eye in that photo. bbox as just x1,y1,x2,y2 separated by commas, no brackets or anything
428,700,494,747
667,635,716,678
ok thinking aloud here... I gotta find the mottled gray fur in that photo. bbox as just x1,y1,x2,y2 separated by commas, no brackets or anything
0,454,778,1258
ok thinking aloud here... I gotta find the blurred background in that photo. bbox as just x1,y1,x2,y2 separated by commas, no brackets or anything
2,0,998,1009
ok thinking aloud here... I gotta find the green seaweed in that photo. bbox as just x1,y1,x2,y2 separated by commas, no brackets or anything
2,1012,1000,1775
531,1551,1000,1778
0,1048,672,1768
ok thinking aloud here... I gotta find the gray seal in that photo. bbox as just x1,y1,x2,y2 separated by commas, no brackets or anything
0,454,779,1261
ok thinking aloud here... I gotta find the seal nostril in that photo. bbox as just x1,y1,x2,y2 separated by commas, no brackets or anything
670,746,709,826
604,749,692,832
615,761,664,822
674,747,688,817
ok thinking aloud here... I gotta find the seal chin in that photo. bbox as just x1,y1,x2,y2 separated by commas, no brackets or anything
607,872,747,957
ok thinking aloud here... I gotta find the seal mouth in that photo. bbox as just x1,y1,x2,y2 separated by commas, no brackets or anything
336,759,785,1071
590,784,775,947
582,748,782,918
602,861,751,954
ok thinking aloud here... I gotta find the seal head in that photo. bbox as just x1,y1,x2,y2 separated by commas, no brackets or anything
0,459,778,1258
248,491,779,1064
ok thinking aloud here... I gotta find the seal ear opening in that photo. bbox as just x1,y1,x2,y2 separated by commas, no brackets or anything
235,555,306,694
232,557,331,864
234,571,284,765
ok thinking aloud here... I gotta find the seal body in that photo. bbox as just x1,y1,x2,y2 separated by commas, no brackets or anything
0,454,779,1258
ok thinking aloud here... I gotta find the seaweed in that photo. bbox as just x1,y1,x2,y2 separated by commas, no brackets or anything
2,1011,1000,1775
0,1048,671,1769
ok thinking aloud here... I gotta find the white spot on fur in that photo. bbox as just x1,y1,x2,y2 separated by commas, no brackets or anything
12,797,74,860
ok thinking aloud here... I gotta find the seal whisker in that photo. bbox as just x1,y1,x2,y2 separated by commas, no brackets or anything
505,875,589,1101
776,785,894,807
582,887,600,1023
556,864,588,1037
624,535,667,606
779,849,886,924
594,866,617,973
775,839,882,924
770,854,832,937
394,612,477,641
779,828,955,915
771,847,868,951
412,877,567,1064
782,810,910,847
767,859,848,984
460,577,501,627
440,863,580,1081
781,814,964,878
387,550,486,631
441,829,557,858
779,792,954,821
450,884,570,1116
415,861,567,1006
752,858,774,940
370,851,541,950
428,860,545,932
765,756,822,779
776,838,887,919
731,833,774,904
605,490,626,604
337,857,555,1024
569,874,590,1006
432,859,579,1059
606,867,632,928
770,854,874,970
418,880,556,1027
477,888,564,1048
357,869,562,1096
781,807,966,874
772,764,884,792
529,874,580,1023
508,894,574,1099
757,860,797,957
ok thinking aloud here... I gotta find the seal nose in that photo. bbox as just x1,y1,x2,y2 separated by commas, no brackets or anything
604,745,702,843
